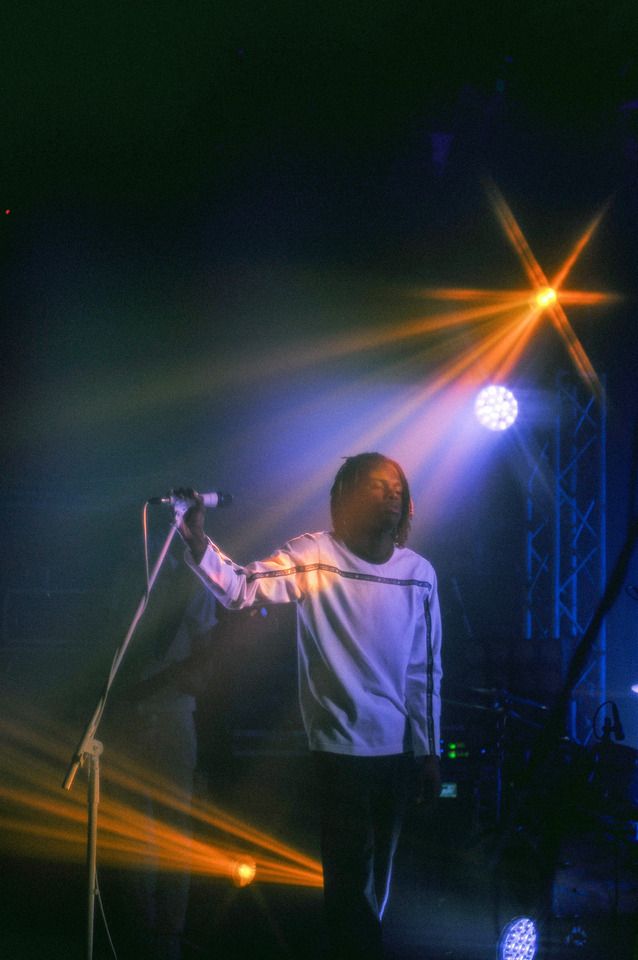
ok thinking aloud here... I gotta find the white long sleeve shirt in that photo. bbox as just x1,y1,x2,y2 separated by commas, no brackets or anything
186,531,441,758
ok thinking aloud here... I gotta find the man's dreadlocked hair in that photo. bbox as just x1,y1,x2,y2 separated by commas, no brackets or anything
330,452,413,548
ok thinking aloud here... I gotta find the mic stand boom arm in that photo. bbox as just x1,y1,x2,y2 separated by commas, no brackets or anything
62,521,180,960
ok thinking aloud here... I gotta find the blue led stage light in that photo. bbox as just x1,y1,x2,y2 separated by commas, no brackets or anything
475,384,518,431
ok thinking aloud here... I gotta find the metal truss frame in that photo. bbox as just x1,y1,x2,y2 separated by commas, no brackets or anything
525,372,607,743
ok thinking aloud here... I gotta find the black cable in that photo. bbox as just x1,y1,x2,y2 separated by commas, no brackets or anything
95,873,119,960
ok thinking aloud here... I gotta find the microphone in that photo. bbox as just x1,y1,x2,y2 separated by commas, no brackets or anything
611,702,626,741
149,491,234,509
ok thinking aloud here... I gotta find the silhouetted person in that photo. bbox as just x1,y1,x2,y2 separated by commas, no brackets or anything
108,539,219,960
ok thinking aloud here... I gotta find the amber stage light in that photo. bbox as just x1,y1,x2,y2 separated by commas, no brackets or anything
231,856,257,887
414,183,617,404
0,709,323,890
483,179,617,399
535,287,557,308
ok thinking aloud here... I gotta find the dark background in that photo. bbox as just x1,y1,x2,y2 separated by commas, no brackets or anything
2,0,637,739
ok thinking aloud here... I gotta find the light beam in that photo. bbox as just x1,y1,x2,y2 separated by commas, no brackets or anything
0,708,323,890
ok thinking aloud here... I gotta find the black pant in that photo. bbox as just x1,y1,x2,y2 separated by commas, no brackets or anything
312,751,412,960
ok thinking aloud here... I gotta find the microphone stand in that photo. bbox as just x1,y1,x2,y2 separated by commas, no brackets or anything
62,520,180,960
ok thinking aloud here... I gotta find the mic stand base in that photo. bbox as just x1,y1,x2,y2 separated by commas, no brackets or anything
62,522,179,959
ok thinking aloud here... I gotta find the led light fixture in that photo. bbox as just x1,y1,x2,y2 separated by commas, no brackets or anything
497,916,537,960
475,385,518,431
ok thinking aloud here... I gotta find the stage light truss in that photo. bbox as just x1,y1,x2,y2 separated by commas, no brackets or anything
525,372,606,743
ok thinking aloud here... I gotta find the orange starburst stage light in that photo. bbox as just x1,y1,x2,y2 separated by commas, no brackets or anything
362,178,616,514
480,178,617,400
535,287,557,308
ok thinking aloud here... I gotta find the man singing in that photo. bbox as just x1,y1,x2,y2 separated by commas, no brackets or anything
175,452,442,959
